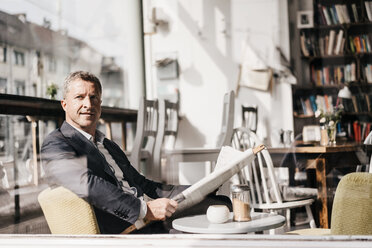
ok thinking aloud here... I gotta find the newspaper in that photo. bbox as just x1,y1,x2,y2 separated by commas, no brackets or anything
172,146,257,212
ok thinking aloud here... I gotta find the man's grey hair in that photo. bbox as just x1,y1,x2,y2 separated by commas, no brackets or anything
63,71,102,99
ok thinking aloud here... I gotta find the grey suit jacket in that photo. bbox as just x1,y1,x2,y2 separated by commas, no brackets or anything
41,121,187,234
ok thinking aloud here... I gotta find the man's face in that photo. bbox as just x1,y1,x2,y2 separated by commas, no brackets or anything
61,79,102,135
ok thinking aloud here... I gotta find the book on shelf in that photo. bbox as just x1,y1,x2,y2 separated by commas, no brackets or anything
317,4,327,25
322,6,333,25
334,30,344,55
329,5,339,24
340,37,346,54
304,98,314,116
353,121,362,143
351,95,359,113
365,64,372,83
327,30,336,55
324,94,330,112
354,36,362,53
300,33,310,57
325,35,329,55
366,94,372,112
365,34,371,52
319,37,325,56
342,5,351,23
309,95,317,112
351,4,359,22
349,36,356,53
365,1,372,22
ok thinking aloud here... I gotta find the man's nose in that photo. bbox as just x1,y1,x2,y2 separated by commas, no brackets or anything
82,97,92,108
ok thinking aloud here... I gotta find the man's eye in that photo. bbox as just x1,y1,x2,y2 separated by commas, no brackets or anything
75,96,83,99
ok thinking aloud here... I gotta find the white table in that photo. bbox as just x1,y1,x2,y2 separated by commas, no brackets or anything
172,212,285,234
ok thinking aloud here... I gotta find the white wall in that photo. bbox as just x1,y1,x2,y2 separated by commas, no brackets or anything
147,0,294,149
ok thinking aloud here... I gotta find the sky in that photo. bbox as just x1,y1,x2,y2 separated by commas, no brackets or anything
0,0,130,67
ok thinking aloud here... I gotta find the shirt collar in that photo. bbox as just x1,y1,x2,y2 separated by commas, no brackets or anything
69,124,105,143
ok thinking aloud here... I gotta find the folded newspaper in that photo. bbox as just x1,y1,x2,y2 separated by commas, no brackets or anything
129,144,265,233
173,145,265,212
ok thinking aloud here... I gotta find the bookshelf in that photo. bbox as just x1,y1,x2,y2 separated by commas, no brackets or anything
289,0,372,142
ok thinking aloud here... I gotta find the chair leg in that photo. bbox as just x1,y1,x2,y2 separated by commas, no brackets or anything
285,209,291,230
305,205,316,228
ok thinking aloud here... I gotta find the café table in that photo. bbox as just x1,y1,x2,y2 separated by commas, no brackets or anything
268,142,361,228
172,212,285,234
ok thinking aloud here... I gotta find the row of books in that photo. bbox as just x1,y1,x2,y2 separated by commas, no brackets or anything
301,30,345,57
349,34,372,53
320,30,345,56
345,121,372,143
296,94,334,116
340,93,372,113
301,32,372,57
365,64,372,83
317,4,359,25
311,63,356,86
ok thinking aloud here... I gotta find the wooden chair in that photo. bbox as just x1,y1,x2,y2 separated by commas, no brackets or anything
153,99,179,182
164,91,235,184
231,127,316,230
242,105,258,133
129,98,159,176
38,186,100,234
288,172,372,235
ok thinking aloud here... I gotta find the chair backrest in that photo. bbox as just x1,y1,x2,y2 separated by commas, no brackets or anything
231,127,283,206
242,105,258,133
215,91,235,147
153,99,179,181
330,172,372,235
130,98,159,172
38,186,100,234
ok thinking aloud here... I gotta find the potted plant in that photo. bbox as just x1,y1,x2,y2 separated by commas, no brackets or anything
46,83,58,100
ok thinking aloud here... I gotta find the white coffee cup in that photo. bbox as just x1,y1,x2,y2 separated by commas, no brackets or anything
206,205,230,224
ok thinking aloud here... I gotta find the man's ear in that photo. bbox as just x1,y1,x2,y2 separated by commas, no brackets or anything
61,99,67,111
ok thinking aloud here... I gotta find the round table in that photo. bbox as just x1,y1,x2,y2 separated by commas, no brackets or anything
172,212,285,234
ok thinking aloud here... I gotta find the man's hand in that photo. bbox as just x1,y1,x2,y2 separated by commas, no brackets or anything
145,198,178,221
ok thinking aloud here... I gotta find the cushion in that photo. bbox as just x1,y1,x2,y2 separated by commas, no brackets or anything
331,172,372,235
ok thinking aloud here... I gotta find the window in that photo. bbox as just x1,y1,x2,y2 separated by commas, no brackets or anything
47,55,57,73
14,80,25,95
13,50,25,66
0,78,6,93
0,46,6,63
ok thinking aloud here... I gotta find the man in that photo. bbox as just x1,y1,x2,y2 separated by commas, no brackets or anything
41,71,230,234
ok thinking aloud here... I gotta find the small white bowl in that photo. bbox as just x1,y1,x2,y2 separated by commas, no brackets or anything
206,205,230,224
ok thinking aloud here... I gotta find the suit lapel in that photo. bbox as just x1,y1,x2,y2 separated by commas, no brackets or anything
60,122,116,177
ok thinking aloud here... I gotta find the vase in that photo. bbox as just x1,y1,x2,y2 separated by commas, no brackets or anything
327,124,336,145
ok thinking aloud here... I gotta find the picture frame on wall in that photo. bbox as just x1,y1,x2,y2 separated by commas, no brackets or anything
297,10,314,28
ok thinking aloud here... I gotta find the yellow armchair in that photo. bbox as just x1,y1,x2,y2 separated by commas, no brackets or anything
38,186,100,234
288,172,372,235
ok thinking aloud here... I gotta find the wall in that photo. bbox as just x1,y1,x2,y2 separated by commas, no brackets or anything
144,0,294,183
147,0,294,148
